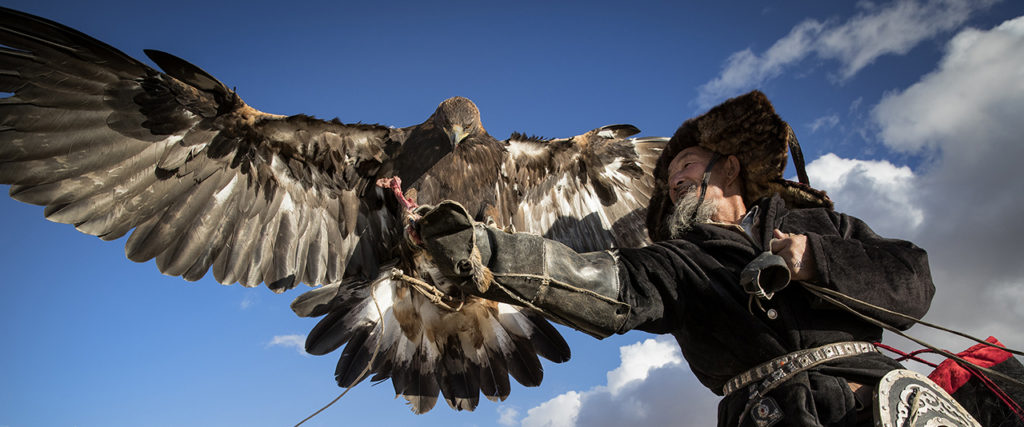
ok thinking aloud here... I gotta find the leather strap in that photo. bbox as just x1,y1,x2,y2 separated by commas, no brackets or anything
786,127,810,185
689,152,722,224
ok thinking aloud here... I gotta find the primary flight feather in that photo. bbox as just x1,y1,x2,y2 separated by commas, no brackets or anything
0,6,664,414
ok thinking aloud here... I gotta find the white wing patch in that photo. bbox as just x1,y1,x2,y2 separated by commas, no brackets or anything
509,134,666,251
506,139,549,159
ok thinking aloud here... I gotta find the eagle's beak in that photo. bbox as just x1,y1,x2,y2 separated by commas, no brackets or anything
446,124,468,148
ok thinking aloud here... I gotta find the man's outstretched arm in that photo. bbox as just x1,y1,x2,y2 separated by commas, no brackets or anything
416,201,630,338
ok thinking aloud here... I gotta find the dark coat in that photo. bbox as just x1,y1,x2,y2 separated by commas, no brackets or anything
615,195,935,426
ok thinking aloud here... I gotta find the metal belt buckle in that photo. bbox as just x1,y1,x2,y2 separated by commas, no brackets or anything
750,395,783,427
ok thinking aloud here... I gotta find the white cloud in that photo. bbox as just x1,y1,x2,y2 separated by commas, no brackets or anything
698,20,822,107
498,406,521,427
522,391,582,427
849,97,864,113
267,334,308,355
805,153,923,238
873,15,1024,153
606,337,683,394
870,15,1024,288
519,337,717,427
240,292,258,309
697,0,996,106
808,114,840,133
818,0,986,79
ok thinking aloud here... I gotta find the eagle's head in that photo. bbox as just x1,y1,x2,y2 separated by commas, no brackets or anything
432,96,485,148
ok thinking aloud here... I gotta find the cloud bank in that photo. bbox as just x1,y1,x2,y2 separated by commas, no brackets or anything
868,15,1024,345
804,15,1024,346
697,0,997,107
515,338,718,427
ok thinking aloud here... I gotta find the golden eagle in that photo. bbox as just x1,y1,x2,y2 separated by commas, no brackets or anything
0,6,664,413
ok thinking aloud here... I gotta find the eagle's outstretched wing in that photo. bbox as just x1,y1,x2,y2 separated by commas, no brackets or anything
505,125,666,252
0,7,403,292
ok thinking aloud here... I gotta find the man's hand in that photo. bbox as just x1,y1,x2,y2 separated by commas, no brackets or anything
770,229,818,282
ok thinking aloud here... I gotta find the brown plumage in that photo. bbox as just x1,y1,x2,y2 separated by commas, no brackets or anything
0,6,665,414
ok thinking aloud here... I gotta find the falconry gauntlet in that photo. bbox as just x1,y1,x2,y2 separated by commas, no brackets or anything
417,202,630,338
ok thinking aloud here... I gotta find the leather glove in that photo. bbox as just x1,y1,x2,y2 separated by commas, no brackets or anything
415,200,630,338
414,201,492,293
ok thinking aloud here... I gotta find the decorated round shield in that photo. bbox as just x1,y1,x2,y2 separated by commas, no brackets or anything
875,369,980,427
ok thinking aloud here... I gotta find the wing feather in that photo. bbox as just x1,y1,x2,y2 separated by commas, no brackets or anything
519,309,572,363
157,172,242,277
0,7,402,290
506,126,666,251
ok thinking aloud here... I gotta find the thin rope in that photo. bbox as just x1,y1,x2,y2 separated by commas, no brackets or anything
961,362,1024,424
802,282,1024,357
295,276,388,426
390,268,464,312
875,332,1024,422
800,282,1024,388
873,342,940,368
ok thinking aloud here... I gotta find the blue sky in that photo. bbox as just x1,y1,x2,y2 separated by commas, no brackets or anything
2,1,1023,426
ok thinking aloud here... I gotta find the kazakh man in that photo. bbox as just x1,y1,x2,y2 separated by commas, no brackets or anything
414,91,966,426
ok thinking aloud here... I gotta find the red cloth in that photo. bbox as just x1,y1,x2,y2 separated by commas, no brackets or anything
929,336,1014,394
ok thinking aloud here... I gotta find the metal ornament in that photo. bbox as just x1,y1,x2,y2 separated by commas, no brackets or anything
750,396,783,427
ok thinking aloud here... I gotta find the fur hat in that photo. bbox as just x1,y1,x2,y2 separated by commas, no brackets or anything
646,90,832,241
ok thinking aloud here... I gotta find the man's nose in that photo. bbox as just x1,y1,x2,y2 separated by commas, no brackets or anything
668,173,687,202
669,172,686,190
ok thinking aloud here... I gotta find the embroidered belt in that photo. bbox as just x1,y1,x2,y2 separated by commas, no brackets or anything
722,341,878,396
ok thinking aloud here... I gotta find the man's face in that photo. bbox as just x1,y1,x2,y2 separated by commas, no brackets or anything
667,146,717,205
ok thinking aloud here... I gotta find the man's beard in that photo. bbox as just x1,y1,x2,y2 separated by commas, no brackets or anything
667,186,718,239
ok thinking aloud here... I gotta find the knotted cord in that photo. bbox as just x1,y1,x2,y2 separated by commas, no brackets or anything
389,268,465,312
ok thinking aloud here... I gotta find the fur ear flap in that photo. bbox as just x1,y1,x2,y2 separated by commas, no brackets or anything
767,180,833,210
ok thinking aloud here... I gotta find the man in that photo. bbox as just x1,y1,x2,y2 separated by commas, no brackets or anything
415,91,939,426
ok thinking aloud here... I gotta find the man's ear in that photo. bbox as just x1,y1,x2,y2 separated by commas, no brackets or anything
724,155,741,185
